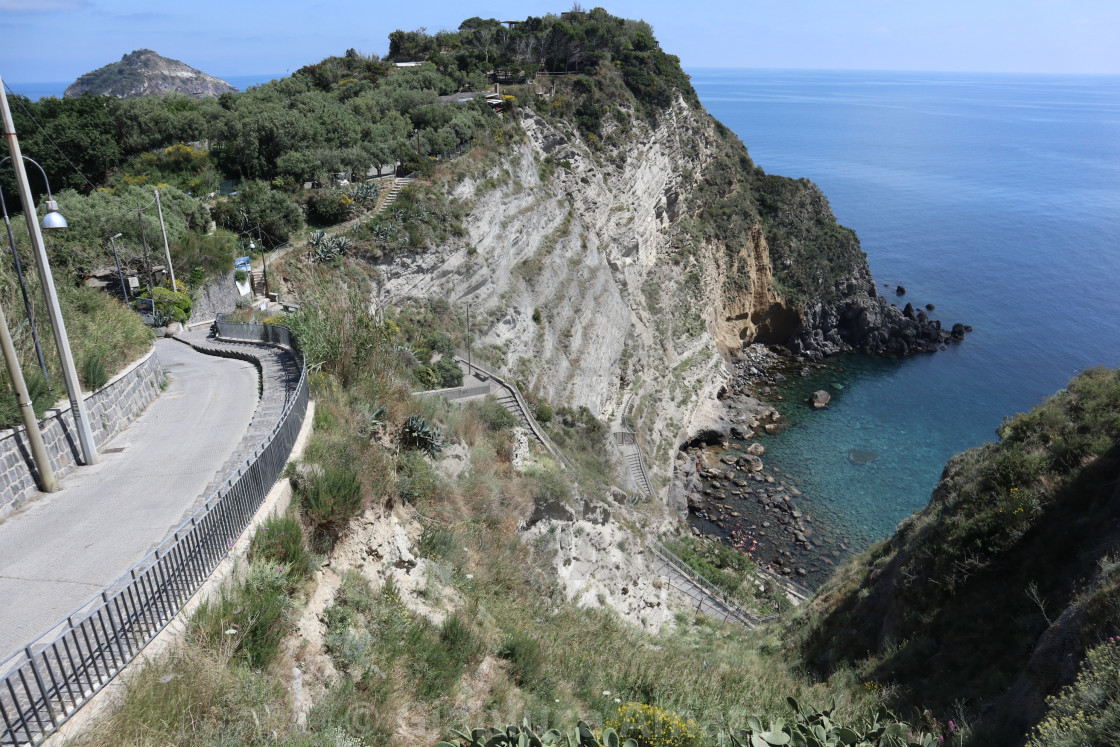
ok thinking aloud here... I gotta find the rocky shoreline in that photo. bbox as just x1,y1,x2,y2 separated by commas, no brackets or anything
672,346,851,585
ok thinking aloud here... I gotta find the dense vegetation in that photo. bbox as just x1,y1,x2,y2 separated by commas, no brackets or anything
75,261,930,746
794,366,1120,739
6,6,1062,744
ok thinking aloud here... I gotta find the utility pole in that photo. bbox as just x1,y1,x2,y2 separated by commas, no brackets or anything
137,208,154,296
0,188,48,383
259,225,270,298
108,233,129,303
153,189,176,291
0,72,98,465
466,303,472,378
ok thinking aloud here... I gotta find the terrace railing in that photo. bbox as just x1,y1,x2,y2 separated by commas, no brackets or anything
0,323,307,746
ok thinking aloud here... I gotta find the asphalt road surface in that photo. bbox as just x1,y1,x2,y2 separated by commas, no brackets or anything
0,338,258,665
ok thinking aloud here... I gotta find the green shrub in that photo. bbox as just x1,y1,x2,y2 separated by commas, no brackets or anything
411,612,483,698
426,331,456,357
434,358,463,388
297,463,363,544
80,351,110,391
0,369,51,428
413,365,440,390
477,396,517,432
397,449,442,505
234,269,248,283
1030,638,1120,746
191,562,291,669
249,513,312,589
532,307,542,324
498,630,545,688
150,286,193,323
307,190,355,226
418,526,457,561
535,401,553,424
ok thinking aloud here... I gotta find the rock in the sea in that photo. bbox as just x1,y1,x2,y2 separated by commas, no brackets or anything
747,443,765,456
951,322,966,341
847,448,879,465
730,424,751,439
739,454,764,472
809,390,831,409
764,423,782,435
926,303,935,311
896,285,906,296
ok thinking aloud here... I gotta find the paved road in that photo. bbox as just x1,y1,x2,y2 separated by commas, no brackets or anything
0,339,258,664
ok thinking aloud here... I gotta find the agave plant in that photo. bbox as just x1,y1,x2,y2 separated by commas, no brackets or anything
401,413,445,457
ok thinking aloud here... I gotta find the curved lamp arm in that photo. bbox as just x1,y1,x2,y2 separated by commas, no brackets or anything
0,154,67,228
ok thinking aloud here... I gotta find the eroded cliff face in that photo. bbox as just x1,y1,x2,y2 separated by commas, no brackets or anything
378,93,947,493
381,97,739,487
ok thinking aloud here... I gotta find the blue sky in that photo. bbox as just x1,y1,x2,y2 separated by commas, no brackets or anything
2,0,1118,84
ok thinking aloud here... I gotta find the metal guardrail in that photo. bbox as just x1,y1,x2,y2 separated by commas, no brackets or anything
757,565,815,602
616,425,654,497
651,541,766,627
0,323,308,746
453,352,574,471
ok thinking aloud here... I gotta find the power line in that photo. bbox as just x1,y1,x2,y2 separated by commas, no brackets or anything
2,80,101,192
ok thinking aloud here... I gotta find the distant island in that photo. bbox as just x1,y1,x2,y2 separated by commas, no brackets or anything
64,49,237,99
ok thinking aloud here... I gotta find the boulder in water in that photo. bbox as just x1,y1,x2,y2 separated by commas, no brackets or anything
810,390,831,409
740,454,764,472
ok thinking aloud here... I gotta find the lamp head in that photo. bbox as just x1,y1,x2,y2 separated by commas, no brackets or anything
111,233,123,240
41,199,67,230
248,239,256,251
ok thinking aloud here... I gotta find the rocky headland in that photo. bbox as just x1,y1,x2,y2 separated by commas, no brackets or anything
65,49,237,99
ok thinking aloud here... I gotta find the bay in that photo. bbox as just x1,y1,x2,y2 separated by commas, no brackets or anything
689,69,1120,548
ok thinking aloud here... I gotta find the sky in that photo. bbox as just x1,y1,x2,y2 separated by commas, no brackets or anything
1,0,1119,86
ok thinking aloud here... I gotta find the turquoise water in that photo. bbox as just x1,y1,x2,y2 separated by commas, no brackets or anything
689,69,1120,546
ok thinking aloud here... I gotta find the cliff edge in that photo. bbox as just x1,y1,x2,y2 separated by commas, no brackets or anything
376,13,960,494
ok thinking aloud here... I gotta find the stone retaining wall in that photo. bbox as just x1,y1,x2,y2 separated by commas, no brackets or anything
0,349,164,519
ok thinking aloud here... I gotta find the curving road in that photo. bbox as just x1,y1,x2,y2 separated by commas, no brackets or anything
0,338,258,665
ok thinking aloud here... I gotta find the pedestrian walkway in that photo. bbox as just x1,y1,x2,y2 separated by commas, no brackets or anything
0,339,258,664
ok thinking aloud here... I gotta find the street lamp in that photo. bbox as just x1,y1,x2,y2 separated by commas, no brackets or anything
1,73,99,465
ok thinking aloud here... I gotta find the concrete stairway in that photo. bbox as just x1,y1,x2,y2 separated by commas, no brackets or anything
377,175,415,212
624,449,654,496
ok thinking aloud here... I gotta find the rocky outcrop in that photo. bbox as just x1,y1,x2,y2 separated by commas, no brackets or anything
378,82,965,496
65,50,236,99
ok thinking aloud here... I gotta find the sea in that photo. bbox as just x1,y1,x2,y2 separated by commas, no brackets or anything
687,69,1120,560
11,68,1120,560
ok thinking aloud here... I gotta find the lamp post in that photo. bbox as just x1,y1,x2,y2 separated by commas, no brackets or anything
108,233,129,303
1,73,98,465
0,182,49,383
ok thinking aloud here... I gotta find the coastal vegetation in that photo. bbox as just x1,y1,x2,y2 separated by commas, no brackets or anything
3,7,1114,746
794,366,1120,739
